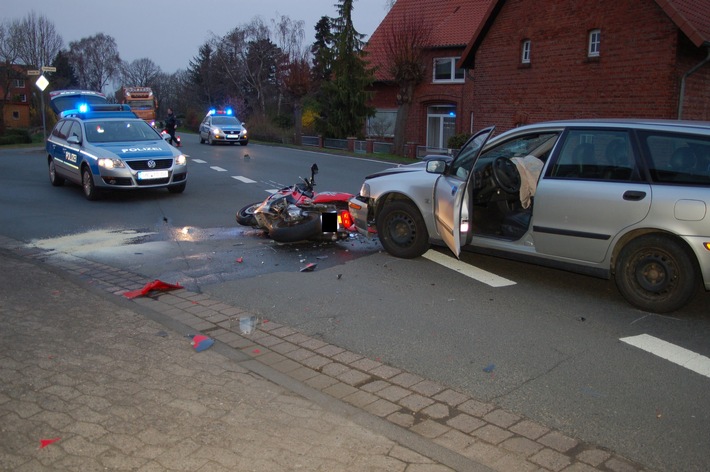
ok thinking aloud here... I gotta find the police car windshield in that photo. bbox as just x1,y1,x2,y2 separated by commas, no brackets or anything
85,120,159,143
212,116,240,125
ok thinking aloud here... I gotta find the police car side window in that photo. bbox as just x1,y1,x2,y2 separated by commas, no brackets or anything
52,120,65,138
57,120,73,140
68,122,82,142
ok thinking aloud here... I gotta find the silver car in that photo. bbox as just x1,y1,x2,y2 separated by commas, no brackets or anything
349,119,710,313
46,104,188,200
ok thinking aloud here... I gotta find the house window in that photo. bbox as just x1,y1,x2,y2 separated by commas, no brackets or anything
433,58,464,83
521,40,531,64
19,94,27,103
12,111,20,120
13,79,25,88
367,110,396,138
588,29,601,57
426,105,457,149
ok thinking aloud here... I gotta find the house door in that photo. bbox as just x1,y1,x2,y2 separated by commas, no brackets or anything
426,105,456,150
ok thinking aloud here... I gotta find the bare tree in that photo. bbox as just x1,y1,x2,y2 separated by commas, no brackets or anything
16,11,63,68
120,58,161,87
0,19,24,132
384,12,431,154
68,33,120,92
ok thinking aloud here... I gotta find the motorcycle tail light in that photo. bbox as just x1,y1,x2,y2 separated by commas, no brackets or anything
339,210,354,229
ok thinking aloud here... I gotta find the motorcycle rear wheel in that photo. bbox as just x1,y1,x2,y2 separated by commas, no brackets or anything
236,202,260,226
269,213,321,243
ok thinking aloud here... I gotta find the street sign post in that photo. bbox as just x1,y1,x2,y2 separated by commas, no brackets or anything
35,75,50,140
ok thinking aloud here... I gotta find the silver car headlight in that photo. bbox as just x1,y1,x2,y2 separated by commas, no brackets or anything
359,182,371,198
175,154,187,166
98,158,125,169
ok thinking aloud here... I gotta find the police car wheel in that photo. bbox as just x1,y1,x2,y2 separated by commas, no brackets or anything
48,158,65,187
82,167,100,201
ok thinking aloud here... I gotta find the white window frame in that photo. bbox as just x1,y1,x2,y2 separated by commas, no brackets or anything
433,57,465,83
588,29,601,57
19,94,27,103
521,40,531,64
13,79,25,88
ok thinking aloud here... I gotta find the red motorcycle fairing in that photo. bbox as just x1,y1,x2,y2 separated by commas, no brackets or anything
312,191,353,204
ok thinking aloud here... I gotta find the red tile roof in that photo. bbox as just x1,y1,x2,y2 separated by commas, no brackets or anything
365,0,493,80
655,0,710,47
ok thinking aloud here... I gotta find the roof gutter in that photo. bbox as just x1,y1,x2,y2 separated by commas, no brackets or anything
678,45,710,119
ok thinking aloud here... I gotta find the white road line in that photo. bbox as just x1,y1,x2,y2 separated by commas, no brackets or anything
422,249,516,288
621,334,710,378
265,189,279,194
232,176,257,183
210,166,228,172
191,159,207,163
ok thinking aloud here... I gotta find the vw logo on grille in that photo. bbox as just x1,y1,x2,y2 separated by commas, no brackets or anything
147,160,156,169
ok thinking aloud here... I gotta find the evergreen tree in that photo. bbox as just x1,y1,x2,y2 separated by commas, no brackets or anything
316,0,375,138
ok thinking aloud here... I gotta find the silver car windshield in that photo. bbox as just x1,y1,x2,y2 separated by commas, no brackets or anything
85,120,160,143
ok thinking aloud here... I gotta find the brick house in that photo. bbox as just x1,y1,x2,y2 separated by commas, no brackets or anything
0,66,32,129
460,0,710,131
365,0,492,153
365,0,710,152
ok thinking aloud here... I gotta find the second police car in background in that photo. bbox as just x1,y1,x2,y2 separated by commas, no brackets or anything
46,102,188,200
199,108,248,146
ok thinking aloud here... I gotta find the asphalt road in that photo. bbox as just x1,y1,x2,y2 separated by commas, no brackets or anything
1,136,709,472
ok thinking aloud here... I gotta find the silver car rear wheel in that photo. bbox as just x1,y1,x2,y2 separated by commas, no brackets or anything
615,235,697,313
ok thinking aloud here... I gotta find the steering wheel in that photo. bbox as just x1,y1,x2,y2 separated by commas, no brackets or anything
491,157,522,194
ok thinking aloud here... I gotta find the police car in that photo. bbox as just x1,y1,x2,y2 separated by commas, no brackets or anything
198,108,248,146
46,103,188,200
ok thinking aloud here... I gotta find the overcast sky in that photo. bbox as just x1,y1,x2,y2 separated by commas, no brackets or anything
10,0,391,73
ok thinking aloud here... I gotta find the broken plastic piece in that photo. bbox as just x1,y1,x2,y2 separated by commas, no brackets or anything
239,316,257,335
123,280,183,299
236,257,244,263
483,363,495,373
40,438,60,449
189,334,214,352
300,263,317,272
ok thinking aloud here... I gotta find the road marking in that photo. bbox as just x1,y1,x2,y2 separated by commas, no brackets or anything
620,334,710,378
265,189,279,194
191,159,207,164
210,166,228,172
422,250,516,287
232,176,256,183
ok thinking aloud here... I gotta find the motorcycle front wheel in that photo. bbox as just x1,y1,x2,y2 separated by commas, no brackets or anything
269,213,321,243
236,202,261,226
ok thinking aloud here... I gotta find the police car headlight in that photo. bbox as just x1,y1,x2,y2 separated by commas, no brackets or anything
175,154,187,166
98,158,125,169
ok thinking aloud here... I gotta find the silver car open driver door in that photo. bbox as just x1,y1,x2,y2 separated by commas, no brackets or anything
433,127,495,258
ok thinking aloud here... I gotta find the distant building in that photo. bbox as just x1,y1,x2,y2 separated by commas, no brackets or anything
460,0,710,130
0,66,32,128
365,0,710,152
365,0,489,152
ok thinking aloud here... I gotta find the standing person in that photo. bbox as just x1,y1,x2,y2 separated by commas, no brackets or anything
165,108,178,146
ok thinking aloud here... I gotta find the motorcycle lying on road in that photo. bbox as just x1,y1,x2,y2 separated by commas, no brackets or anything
236,164,355,243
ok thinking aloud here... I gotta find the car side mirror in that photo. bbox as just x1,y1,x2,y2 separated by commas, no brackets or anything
426,159,447,174
67,135,81,145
